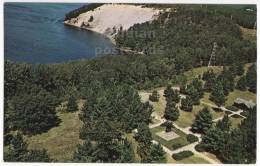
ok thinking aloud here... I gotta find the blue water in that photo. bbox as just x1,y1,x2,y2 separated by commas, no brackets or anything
4,3,116,64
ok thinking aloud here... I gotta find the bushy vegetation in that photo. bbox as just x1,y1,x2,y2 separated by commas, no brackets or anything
172,151,194,160
186,134,199,143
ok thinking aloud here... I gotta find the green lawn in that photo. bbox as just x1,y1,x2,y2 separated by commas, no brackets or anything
176,105,224,128
175,105,202,128
150,126,189,151
230,115,244,129
225,90,256,107
25,111,83,161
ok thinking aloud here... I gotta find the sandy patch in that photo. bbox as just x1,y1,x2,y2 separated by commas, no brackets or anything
65,4,161,38
156,131,180,141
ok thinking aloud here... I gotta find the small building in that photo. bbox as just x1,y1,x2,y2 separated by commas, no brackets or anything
233,98,256,110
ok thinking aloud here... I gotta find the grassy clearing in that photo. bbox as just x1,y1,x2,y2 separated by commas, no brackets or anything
139,88,166,117
230,115,244,129
25,111,83,161
166,153,210,163
240,26,256,41
225,90,256,107
184,66,223,82
151,126,189,151
201,92,217,107
175,105,202,128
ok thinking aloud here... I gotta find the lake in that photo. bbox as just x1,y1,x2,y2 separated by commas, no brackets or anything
4,3,116,64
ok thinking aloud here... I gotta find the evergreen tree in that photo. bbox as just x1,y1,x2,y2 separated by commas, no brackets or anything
165,121,173,132
217,68,235,96
4,132,28,161
230,62,244,76
135,123,152,146
203,70,217,92
181,96,193,112
67,96,78,112
73,139,94,162
246,64,256,93
192,107,213,133
209,83,226,107
149,90,160,102
164,85,174,99
191,78,204,98
164,103,179,121
236,76,247,91
186,85,200,105
202,69,215,81
216,115,231,131
9,90,60,135
149,143,166,163
23,149,52,162
171,90,180,103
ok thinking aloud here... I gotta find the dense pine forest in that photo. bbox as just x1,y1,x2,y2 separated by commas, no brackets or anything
4,4,256,163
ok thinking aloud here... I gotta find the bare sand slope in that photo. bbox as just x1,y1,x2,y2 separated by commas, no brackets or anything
64,4,160,37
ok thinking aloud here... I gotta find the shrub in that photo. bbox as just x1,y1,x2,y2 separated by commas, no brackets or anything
186,134,199,143
231,114,242,118
195,144,206,152
172,143,183,150
172,151,194,160
165,121,173,132
88,15,94,22
226,105,239,112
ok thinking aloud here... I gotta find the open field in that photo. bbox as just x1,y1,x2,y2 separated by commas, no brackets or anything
25,111,83,161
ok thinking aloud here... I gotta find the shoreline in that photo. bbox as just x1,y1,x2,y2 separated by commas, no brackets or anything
64,22,117,45
64,20,145,55
64,4,161,55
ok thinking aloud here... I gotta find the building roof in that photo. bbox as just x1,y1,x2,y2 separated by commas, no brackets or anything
234,98,256,109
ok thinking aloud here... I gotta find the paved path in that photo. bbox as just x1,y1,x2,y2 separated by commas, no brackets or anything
201,101,246,118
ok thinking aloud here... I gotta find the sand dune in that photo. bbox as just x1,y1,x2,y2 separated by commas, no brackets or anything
64,4,161,38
